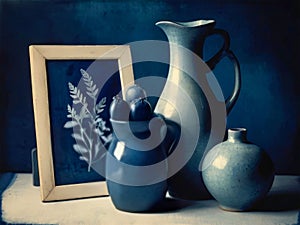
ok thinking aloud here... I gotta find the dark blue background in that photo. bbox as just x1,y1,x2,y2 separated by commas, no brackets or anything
0,0,299,174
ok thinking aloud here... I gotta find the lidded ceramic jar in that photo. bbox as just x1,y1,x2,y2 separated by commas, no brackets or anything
106,118,168,212
202,128,274,211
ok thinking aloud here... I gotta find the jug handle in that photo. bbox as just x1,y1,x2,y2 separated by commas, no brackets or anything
206,29,230,69
205,29,241,114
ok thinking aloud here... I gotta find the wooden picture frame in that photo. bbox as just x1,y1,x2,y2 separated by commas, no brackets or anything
29,45,134,202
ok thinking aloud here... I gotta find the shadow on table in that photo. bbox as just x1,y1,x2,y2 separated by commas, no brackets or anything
147,189,300,214
252,176,300,213
255,183,300,212
0,173,16,225
143,198,200,214
256,191,300,212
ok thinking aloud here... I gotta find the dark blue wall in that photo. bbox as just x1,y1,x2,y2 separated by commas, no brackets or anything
0,0,299,174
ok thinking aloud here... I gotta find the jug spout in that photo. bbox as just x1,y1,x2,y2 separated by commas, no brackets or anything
155,19,216,55
155,19,215,29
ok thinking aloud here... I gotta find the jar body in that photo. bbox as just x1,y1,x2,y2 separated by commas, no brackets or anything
202,128,274,211
106,120,168,212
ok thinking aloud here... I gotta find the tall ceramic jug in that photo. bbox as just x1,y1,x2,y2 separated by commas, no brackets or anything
154,19,241,200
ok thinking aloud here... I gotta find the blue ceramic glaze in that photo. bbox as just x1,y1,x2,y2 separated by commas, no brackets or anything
106,117,174,212
202,128,274,211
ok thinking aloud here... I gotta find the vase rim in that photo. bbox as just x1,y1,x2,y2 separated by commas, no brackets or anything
228,128,247,133
155,19,215,28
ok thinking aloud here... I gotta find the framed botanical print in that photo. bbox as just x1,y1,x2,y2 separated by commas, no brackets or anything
29,45,134,201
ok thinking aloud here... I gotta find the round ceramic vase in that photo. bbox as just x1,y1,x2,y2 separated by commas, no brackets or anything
202,128,275,211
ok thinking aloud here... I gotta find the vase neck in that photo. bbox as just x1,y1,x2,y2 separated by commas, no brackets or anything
228,128,247,143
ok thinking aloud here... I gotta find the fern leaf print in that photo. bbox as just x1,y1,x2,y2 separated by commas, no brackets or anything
64,69,112,172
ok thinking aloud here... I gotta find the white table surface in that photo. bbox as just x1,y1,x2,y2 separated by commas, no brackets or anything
1,174,300,225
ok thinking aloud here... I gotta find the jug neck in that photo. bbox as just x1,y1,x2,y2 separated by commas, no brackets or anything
156,20,216,57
